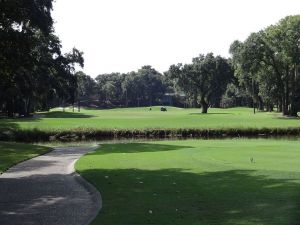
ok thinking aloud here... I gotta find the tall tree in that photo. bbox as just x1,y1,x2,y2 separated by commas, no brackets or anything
168,53,233,113
230,15,300,116
0,0,84,116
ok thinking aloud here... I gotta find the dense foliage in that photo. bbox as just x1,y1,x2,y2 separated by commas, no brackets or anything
75,66,169,108
230,15,300,116
167,53,233,113
0,0,83,117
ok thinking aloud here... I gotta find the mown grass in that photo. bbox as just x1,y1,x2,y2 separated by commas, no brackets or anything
0,142,52,173
76,139,300,225
1,107,300,131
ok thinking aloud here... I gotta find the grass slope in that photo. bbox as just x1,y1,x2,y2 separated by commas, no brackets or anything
0,142,51,173
1,107,300,131
76,139,300,225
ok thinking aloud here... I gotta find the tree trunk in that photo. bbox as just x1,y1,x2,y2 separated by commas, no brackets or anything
278,99,282,112
258,96,264,111
7,100,14,117
62,97,65,112
282,96,288,115
193,94,198,108
290,99,298,117
25,98,31,117
200,96,208,114
289,65,298,117
283,67,290,116
267,103,273,112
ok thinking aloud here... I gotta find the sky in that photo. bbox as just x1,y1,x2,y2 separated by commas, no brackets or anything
52,0,300,77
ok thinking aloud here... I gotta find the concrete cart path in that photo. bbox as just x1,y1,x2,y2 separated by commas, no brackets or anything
0,146,102,225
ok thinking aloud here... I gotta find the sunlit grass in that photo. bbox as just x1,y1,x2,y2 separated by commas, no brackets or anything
1,107,299,131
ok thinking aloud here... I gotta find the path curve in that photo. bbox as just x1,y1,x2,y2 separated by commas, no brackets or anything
0,146,102,225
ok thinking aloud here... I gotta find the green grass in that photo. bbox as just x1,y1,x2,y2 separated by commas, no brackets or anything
1,107,299,131
76,139,300,225
0,142,52,173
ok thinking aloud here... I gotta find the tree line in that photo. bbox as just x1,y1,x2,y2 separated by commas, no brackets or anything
75,66,168,109
69,15,300,116
1,1,299,116
75,58,233,112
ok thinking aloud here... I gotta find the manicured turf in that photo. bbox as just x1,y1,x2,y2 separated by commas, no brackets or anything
1,107,299,131
76,139,300,225
0,142,51,173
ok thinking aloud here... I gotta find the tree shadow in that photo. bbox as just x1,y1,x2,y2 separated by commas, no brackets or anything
88,143,194,155
38,111,95,118
0,120,21,142
82,107,103,110
274,116,300,120
0,143,51,172
189,113,234,115
0,120,20,131
78,168,300,225
0,117,43,127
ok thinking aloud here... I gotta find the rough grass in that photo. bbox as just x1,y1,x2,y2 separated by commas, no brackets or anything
76,139,300,225
0,142,52,173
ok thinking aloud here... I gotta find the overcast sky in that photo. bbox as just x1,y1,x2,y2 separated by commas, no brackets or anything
52,0,300,77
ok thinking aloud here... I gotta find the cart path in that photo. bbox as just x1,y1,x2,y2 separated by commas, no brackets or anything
0,146,102,225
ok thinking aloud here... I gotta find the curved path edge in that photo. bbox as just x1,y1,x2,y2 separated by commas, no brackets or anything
72,160,103,225
0,145,102,225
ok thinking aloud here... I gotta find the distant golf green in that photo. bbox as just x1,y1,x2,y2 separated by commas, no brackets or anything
0,142,51,173
1,107,299,131
76,139,300,225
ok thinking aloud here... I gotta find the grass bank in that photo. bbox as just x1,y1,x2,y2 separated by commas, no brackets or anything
1,127,300,142
0,142,52,173
76,139,300,225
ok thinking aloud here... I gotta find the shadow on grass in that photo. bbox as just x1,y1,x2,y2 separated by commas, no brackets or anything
0,120,20,130
38,111,95,118
79,167,300,225
0,142,51,172
190,113,234,115
0,117,41,128
274,116,300,120
89,143,194,155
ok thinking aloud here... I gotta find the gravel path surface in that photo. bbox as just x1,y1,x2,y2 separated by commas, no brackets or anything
0,146,101,225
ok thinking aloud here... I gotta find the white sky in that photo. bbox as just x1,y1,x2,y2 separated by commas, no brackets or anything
52,0,300,77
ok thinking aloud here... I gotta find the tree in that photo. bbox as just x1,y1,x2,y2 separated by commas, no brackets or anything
0,0,54,116
230,15,300,116
0,0,84,116
76,71,96,100
168,53,233,113
135,66,166,106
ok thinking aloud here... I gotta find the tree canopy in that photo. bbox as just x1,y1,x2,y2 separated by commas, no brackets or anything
0,0,84,116
168,53,233,113
230,15,300,116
